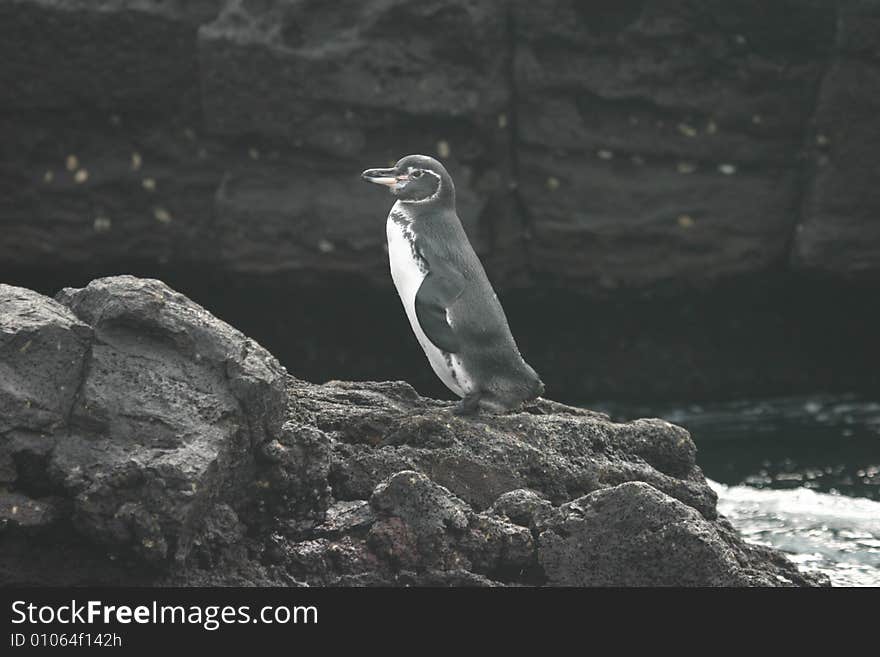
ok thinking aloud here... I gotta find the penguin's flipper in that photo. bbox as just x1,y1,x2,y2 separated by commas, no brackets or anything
415,265,465,354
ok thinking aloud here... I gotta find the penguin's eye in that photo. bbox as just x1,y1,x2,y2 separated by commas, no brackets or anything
411,169,424,179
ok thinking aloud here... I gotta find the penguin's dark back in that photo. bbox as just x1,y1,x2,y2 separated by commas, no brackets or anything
414,205,531,368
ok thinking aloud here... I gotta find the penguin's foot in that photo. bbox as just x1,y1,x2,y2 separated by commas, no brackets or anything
453,392,481,416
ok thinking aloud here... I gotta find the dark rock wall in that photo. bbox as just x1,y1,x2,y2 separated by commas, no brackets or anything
1,0,878,401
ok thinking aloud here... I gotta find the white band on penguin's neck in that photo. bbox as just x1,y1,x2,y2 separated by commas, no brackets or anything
401,170,443,204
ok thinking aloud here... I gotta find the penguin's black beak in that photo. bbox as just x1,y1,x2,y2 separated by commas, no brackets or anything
362,167,404,187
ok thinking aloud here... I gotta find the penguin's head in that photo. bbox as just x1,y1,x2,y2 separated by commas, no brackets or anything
361,154,454,204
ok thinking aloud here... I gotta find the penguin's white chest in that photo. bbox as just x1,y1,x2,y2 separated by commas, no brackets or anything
386,208,472,398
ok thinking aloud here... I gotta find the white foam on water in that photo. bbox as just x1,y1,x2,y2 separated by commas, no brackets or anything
710,480,880,587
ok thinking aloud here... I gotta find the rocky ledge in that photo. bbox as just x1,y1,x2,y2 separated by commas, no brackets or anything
0,276,825,586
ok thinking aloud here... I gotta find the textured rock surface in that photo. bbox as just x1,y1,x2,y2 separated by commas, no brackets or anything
1,0,878,285
0,277,826,586
513,0,830,287
793,24,880,276
0,276,289,577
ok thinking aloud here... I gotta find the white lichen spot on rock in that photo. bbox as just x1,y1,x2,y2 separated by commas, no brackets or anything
142,178,156,191
706,120,718,135
677,214,695,229
497,113,508,129
74,169,89,184
677,123,697,137
597,149,614,160
154,207,172,224
65,155,79,172
816,134,830,146
131,152,142,171
317,239,335,253
677,162,696,174
546,176,560,190
437,140,451,158
718,163,737,175
93,216,112,233
43,170,54,183
248,147,260,160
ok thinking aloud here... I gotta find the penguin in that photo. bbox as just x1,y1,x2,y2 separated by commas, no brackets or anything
361,154,544,415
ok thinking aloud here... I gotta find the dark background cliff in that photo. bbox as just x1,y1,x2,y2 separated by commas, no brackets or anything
1,0,879,403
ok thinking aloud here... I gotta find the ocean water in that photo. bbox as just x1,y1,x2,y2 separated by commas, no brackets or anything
598,395,880,587
710,479,880,586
